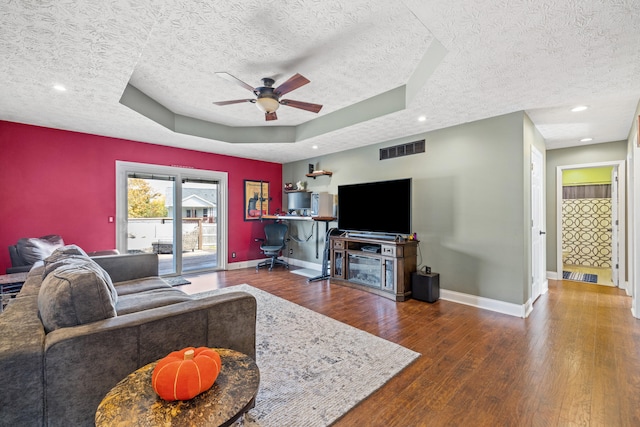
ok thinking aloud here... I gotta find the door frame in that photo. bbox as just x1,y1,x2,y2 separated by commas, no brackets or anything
115,161,228,272
556,160,626,289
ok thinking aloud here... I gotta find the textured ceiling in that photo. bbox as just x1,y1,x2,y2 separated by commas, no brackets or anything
1,0,639,163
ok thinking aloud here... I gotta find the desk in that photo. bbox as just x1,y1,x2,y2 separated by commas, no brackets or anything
95,348,259,427
262,215,336,260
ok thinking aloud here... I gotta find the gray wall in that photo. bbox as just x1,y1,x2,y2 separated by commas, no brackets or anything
545,141,627,272
283,111,540,305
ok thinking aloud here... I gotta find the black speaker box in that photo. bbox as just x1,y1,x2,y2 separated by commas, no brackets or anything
411,272,440,303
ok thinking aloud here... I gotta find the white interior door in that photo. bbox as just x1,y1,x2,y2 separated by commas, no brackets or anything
531,146,545,302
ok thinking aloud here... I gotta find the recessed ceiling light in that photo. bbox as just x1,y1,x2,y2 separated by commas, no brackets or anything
418,116,426,122
312,145,318,150
580,138,593,142
53,84,67,92
571,105,588,112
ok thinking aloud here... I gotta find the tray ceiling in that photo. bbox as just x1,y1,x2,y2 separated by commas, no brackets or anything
1,0,639,163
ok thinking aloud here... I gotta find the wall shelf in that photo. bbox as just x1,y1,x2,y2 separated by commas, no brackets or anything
305,170,332,179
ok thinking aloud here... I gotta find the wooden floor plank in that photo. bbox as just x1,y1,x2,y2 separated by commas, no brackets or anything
178,268,640,426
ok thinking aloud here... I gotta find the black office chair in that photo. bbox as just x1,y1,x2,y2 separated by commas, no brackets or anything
256,222,289,271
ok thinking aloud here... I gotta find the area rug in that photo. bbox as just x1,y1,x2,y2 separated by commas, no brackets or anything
194,284,420,426
163,276,191,286
563,271,598,283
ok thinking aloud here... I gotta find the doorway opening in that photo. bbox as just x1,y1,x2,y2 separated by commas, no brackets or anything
556,161,625,288
116,162,228,276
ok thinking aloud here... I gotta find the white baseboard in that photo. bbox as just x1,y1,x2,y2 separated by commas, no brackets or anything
440,289,528,318
547,271,560,280
228,257,322,271
285,258,322,270
227,259,261,270
621,281,630,294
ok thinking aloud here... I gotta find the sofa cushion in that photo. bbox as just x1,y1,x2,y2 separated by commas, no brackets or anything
38,258,118,333
113,276,173,296
116,288,192,315
17,235,64,264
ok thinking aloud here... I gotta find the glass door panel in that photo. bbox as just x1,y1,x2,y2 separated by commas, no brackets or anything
126,175,176,275
182,178,219,273
348,254,381,288
384,259,394,291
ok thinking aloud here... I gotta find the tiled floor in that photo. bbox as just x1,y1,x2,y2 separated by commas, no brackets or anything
563,263,613,286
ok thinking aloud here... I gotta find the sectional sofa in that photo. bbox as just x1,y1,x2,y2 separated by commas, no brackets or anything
0,246,257,427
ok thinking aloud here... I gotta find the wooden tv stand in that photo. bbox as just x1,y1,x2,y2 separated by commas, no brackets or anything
329,234,418,302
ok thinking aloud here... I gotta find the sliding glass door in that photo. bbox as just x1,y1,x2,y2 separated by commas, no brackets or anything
181,178,219,273
116,162,228,276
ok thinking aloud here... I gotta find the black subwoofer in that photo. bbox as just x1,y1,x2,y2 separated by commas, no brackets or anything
411,272,440,303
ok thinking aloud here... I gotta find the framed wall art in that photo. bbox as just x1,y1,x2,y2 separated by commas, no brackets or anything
244,180,269,220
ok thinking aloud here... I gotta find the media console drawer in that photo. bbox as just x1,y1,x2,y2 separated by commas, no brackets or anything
381,245,396,256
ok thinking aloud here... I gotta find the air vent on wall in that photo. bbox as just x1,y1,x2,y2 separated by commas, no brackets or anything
380,139,425,160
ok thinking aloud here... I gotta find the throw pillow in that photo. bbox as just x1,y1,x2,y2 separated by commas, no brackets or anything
16,235,65,264
38,257,118,333
42,244,90,278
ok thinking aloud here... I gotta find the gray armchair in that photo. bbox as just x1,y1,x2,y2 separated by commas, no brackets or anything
7,235,64,274
7,235,118,274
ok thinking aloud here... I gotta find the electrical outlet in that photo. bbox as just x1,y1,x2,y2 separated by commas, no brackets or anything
289,248,293,255
231,252,236,258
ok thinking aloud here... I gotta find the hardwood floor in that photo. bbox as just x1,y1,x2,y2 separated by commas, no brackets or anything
177,268,640,426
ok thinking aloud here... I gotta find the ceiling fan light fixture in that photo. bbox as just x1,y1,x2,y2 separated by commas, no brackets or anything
255,97,280,113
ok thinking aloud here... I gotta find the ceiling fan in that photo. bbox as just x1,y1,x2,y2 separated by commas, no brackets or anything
213,72,323,121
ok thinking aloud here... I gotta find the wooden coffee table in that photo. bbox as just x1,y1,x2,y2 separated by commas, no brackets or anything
95,348,259,427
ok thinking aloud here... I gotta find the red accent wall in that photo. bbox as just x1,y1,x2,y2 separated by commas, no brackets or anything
0,121,282,273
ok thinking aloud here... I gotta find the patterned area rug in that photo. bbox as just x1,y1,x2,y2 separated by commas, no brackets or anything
194,284,420,426
563,271,598,283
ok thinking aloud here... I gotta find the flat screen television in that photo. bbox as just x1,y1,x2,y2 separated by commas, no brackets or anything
337,178,411,235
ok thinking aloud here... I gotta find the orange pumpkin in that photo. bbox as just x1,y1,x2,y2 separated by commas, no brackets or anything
151,347,222,401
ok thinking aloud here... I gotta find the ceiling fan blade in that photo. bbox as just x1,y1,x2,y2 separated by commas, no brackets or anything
215,72,256,93
280,99,323,113
265,111,278,121
275,73,310,96
213,99,254,106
